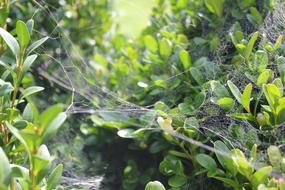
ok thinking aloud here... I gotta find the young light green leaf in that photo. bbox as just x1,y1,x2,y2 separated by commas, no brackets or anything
144,35,158,52
217,97,235,110
16,20,30,48
47,164,63,190
0,27,20,58
227,80,242,103
241,83,252,113
159,38,172,59
257,69,272,86
245,32,258,63
251,166,272,189
179,50,191,70
145,181,166,190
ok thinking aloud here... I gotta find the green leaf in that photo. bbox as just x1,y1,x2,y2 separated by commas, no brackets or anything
190,67,204,85
26,36,49,55
39,104,65,130
274,35,283,50
217,97,235,110
0,27,20,58
16,20,30,48
168,175,187,188
251,166,272,189
211,81,230,98
22,54,38,73
179,50,191,70
267,146,282,169
144,35,158,52
42,112,67,142
214,141,237,175
213,177,239,189
231,149,254,177
47,164,63,190
26,19,34,34
0,147,11,186
196,154,217,172
273,78,283,96
254,50,268,73
20,86,44,100
159,38,172,59
257,69,272,86
145,181,165,190
248,7,262,25
117,128,135,138
227,80,242,103
0,79,13,96
227,113,255,121
204,0,224,17
245,32,258,63
5,122,31,161
263,84,281,113
241,83,252,113
240,0,256,9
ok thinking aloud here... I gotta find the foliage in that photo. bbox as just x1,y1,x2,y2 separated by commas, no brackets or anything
0,4,66,189
4,0,285,190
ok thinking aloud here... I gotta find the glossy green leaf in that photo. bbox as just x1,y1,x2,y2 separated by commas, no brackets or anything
159,38,172,59
257,69,272,86
217,97,234,110
144,35,158,52
26,19,34,34
117,128,135,138
241,83,252,113
16,20,30,48
227,80,242,103
245,32,258,63
227,113,255,121
0,27,20,58
196,154,217,172
47,164,63,190
0,148,11,186
179,49,191,70
145,181,165,190
22,54,38,73
26,36,49,55
42,112,67,142
190,67,204,85
168,175,187,188
254,50,268,73
251,166,272,189
211,81,230,98
39,104,65,130
20,86,44,100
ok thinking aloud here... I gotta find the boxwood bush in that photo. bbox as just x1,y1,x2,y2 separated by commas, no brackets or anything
2,0,285,190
